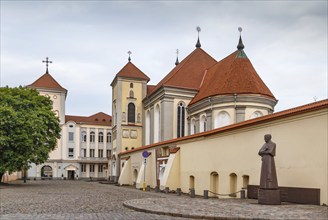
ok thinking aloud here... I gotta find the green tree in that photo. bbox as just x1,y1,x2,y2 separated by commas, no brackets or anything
0,87,61,182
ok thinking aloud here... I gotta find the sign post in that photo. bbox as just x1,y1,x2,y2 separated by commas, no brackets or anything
142,151,149,191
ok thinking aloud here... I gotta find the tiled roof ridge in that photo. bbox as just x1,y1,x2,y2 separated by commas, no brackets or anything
117,62,150,81
147,49,199,96
119,99,328,156
189,50,275,105
28,72,67,92
65,112,112,126
147,48,217,97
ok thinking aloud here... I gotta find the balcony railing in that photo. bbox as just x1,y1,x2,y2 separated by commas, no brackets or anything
78,157,109,162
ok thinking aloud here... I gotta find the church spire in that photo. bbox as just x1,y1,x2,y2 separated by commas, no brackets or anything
195,26,201,48
236,27,247,58
237,27,245,50
175,49,180,66
128,51,132,62
42,57,52,73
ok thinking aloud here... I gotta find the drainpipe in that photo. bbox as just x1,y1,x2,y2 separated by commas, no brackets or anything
234,93,237,123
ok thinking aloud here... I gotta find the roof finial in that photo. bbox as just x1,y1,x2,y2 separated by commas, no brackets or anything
175,49,180,66
237,27,244,50
42,57,52,73
128,51,132,62
196,26,201,48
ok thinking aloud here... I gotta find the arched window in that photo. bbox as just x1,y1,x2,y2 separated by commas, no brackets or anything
250,111,263,119
129,90,134,98
154,104,160,142
81,131,87,142
177,102,185,138
130,83,133,88
128,103,135,123
90,131,95,143
190,119,196,135
215,111,231,128
210,172,219,197
189,175,195,189
145,110,150,145
106,132,112,143
242,175,249,189
98,132,103,143
200,115,207,132
229,173,237,197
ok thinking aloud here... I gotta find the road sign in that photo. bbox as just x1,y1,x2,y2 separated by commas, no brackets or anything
142,150,149,158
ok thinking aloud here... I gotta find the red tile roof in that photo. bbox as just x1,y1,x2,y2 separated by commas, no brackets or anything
111,62,149,85
28,72,67,93
65,112,112,126
147,85,156,95
189,50,276,105
147,48,217,97
119,99,328,156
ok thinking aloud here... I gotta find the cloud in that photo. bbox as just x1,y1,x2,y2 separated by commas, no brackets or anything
1,1,327,115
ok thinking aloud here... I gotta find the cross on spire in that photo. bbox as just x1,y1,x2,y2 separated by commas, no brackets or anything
128,51,132,62
42,57,52,73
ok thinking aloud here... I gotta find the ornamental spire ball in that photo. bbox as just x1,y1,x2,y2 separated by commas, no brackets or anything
175,49,180,66
128,51,132,62
195,26,201,48
237,27,245,50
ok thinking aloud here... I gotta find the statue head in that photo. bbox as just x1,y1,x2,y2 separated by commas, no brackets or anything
264,134,272,143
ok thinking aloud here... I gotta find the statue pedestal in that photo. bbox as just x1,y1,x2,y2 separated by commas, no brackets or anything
258,189,281,205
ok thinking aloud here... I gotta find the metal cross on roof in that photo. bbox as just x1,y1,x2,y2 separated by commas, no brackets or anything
128,51,132,62
42,57,52,73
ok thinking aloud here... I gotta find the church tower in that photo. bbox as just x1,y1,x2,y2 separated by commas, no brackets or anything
27,57,67,125
110,53,149,181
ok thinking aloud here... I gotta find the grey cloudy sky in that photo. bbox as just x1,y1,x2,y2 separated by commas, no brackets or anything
1,1,327,116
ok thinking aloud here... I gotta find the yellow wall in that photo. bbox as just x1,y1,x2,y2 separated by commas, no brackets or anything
120,107,328,205
179,109,327,204
121,127,143,150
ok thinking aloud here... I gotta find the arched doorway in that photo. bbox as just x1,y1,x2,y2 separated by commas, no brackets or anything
133,169,138,185
64,164,78,180
210,172,219,197
41,165,53,177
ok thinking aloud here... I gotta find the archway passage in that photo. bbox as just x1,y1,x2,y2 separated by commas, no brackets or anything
41,165,53,177
133,169,138,185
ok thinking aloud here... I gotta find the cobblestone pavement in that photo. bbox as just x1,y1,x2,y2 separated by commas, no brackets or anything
124,197,328,220
1,180,327,220
0,180,186,220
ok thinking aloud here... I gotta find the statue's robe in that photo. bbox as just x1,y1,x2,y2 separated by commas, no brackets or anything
258,141,278,189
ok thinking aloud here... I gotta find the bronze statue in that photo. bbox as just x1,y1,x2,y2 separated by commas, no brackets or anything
258,134,278,189
258,134,281,205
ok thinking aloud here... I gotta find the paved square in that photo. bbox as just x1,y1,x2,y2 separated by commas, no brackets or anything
0,180,185,220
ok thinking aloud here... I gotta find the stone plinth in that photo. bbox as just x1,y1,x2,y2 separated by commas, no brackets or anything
258,188,281,205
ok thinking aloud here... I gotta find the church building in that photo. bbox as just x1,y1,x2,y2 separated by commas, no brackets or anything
27,65,112,180
23,29,327,205
109,30,277,182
